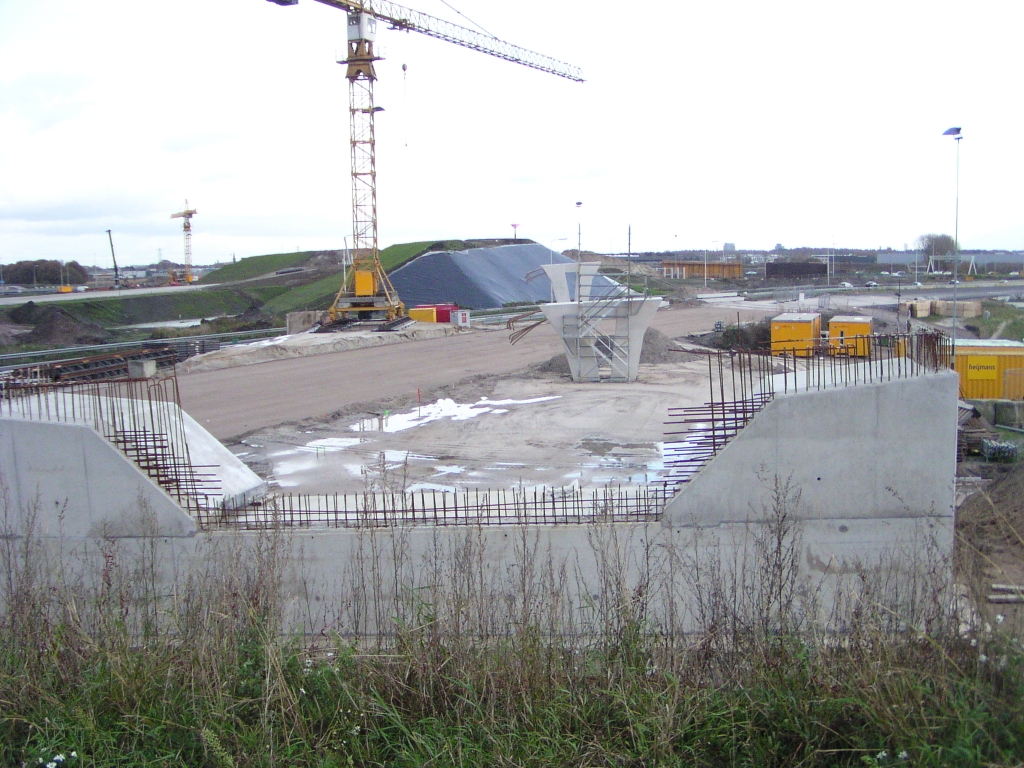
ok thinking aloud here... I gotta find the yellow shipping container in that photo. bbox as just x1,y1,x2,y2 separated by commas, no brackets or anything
407,306,437,323
57,285,73,293
770,313,821,357
953,340,1024,399
828,315,873,357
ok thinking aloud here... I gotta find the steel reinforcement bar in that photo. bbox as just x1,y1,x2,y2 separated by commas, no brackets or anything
190,484,668,530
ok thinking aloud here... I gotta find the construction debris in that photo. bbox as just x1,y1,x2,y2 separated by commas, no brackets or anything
988,584,1024,603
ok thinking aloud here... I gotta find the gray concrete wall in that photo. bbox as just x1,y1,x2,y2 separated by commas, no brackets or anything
0,418,196,538
664,371,959,527
19,513,951,638
0,372,957,636
178,409,268,506
1,391,266,510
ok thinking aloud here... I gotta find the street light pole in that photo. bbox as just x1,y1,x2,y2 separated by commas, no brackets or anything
944,126,962,366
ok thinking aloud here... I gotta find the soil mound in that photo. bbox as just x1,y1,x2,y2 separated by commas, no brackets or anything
640,327,682,364
8,301,45,325
535,352,571,376
957,462,1024,557
21,307,111,346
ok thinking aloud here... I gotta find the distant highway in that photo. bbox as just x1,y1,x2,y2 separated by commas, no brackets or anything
895,283,1024,301
0,282,218,307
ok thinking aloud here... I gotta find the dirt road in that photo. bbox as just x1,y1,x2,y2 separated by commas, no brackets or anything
178,304,770,440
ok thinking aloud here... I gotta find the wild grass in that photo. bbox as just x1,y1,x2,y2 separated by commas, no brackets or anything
966,300,1024,340
2,484,1023,767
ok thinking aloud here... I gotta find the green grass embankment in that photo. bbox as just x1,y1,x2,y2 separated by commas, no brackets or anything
378,241,440,271
199,252,314,284
200,241,433,288
49,289,270,327
263,273,346,314
260,242,438,314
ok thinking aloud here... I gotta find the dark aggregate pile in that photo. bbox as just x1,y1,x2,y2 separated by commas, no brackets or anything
957,461,1024,557
20,306,111,346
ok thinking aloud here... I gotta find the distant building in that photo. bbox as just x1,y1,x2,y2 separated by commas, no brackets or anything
766,261,827,279
723,243,736,253
661,260,743,279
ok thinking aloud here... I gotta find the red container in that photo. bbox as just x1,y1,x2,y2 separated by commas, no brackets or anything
414,303,458,323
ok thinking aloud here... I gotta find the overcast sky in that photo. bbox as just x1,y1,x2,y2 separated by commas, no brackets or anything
1,0,1021,268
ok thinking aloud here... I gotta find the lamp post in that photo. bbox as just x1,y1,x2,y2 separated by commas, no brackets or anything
943,126,962,365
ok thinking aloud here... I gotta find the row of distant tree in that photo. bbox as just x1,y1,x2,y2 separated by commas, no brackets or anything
1,260,89,285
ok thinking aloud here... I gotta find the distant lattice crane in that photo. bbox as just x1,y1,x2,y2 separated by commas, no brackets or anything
105,229,121,289
171,201,198,284
267,0,582,325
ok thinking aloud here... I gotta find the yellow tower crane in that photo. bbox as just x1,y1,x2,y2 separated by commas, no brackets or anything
170,201,198,284
267,0,583,325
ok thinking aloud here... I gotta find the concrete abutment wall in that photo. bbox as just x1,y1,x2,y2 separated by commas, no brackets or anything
1,370,958,636
663,370,959,527
0,419,196,538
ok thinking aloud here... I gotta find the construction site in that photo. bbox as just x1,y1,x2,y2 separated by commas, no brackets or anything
0,274,969,623
9,0,1024,761
0,0,1019,640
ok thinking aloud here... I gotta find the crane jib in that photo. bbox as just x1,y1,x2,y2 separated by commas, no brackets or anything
266,0,584,82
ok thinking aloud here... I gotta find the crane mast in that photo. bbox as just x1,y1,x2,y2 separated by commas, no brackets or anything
267,0,582,325
170,201,197,284
346,13,378,261
105,229,121,289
